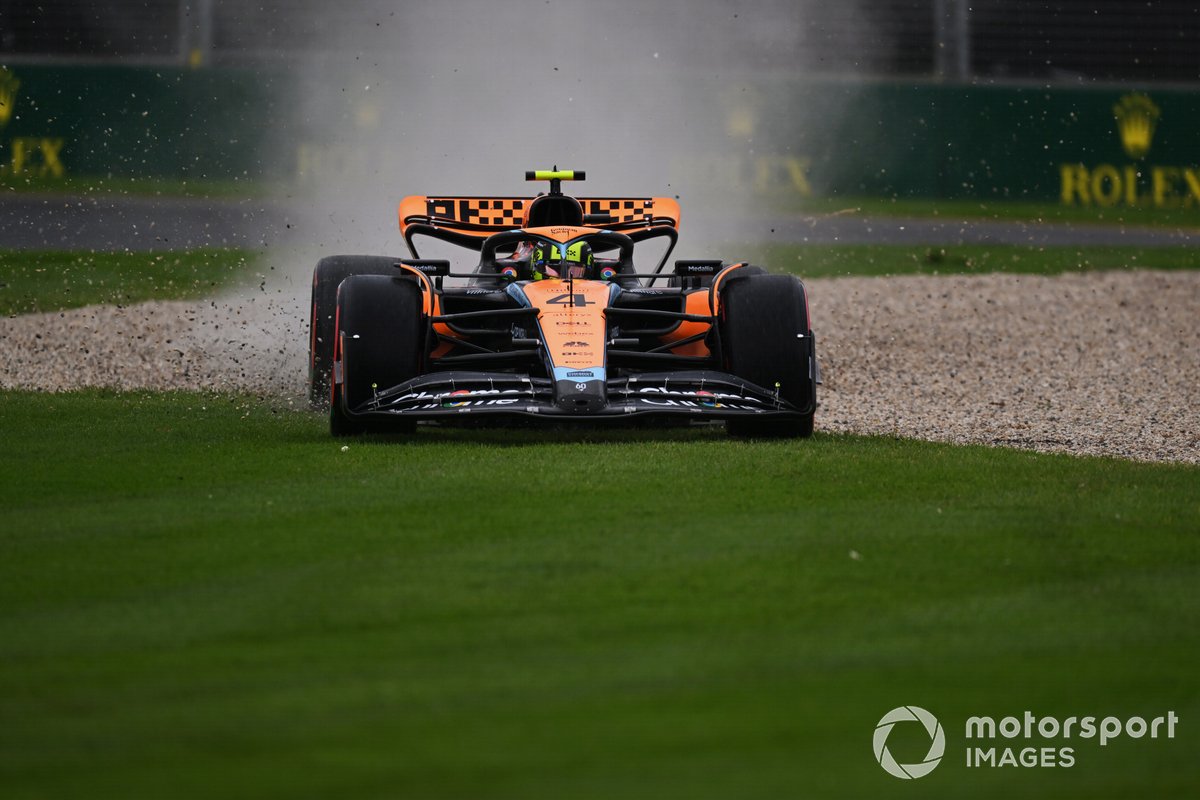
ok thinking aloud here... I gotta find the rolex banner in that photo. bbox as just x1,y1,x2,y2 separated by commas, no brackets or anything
701,80,1200,208
2,63,1198,209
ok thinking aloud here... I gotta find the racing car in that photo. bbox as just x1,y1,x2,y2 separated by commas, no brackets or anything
308,169,818,437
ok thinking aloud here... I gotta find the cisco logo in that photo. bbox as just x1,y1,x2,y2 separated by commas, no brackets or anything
873,706,945,779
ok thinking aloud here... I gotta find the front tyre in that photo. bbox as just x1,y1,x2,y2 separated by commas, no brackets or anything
309,255,403,410
330,274,424,437
720,274,816,438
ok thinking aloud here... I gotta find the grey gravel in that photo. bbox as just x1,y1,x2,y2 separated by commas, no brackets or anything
814,269,1199,464
0,295,308,398
1,269,1196,464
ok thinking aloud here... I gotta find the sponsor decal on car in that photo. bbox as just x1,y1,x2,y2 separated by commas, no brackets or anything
552,366,605,383
380,388,527,412
442,390,473,408
637,398,764,411
638,386,764,404
635,386,766,411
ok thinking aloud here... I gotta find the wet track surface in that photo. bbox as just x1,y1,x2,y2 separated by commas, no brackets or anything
1,193,1196,251
0,194,303,252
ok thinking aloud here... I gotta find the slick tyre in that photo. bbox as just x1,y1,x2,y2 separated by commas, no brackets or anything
309,255,402,409
720,274,816,438
330,275,424,437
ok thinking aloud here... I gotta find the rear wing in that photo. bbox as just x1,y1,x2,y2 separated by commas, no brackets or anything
398,195,681,250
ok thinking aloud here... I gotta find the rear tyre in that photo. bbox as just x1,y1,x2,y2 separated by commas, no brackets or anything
720,274,816,438
330,275,424,437
309,255,402,409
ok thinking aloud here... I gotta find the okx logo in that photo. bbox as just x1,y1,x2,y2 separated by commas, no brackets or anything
874,706,945,779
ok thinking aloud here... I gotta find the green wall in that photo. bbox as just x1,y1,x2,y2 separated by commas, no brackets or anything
773,81,1200,207
0,64,289,181
3,64,1197,209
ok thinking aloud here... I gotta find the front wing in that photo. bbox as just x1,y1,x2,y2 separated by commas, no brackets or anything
341,370,815,424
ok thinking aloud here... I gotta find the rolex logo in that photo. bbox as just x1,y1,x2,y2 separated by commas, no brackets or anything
0,67,19,127
1113,93,1160,160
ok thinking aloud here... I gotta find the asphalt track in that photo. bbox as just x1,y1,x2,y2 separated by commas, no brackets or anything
1,193,1196,251
0,194,304,252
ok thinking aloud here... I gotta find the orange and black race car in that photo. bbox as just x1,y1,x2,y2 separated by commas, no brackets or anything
308,169,819,437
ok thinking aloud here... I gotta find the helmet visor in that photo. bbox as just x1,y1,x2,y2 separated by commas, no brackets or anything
532,241,593,279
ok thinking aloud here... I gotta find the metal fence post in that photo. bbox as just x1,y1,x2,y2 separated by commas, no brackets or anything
179,0,214,67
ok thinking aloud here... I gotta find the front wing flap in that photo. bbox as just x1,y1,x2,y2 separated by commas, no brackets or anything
343,370,813,422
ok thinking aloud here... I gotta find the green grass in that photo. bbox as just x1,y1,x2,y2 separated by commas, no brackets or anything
729,243,1200,279
0,248,262,315
1,391,1197,799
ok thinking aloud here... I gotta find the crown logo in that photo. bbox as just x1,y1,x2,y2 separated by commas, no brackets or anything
1113,93,1159,160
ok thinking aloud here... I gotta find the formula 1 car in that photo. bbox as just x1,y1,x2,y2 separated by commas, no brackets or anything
308,169,818,437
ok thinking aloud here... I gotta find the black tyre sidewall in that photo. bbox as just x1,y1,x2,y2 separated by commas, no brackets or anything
333,274,423,434
309,255,402,409
721,274,815,437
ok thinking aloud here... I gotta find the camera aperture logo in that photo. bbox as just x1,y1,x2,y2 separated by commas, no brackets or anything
873,706,945,779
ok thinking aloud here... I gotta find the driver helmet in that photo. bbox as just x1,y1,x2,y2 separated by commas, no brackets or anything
530,240,594,280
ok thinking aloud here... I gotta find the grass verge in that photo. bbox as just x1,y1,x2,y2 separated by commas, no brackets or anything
757,193,1200,229
1,391,1196,799
0,248,262,315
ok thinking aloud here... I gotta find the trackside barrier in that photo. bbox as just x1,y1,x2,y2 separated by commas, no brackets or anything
3,65,1198,208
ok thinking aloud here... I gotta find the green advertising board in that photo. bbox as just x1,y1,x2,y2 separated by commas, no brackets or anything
0,64,289,181
2,63,1197,210
848,82,1200,208
700,79,1200,209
